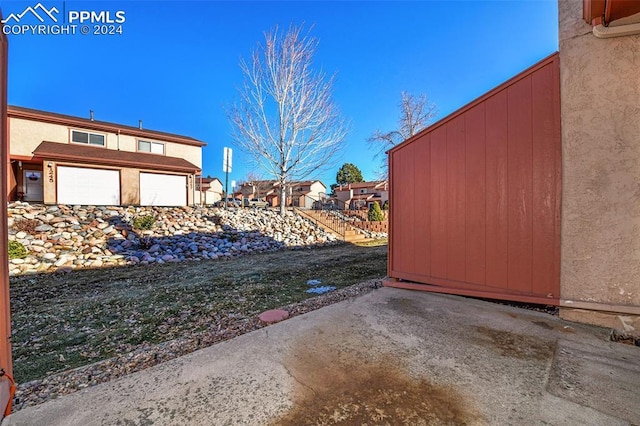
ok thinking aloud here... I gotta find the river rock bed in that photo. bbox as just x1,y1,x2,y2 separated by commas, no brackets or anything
6,202,339,276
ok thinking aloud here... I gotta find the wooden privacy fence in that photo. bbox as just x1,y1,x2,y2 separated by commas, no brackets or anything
386,53,561,305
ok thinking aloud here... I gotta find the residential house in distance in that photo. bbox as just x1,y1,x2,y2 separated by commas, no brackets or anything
195,176,223,205
290,180,326,208
239,179,326,208
334,181,388,210
240,179,277,203
7,106,205,206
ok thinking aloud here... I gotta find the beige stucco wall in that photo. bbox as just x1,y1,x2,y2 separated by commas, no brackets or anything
115,134,136,152
334,189,352,203
195,189,222,205
42,162,56,204
121,168,140,205
165,142,201,169
309,181,326,200
9,118,69,156
9,117,202,169
559,0,640,331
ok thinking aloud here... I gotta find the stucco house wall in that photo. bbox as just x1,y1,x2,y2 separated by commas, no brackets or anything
9,117,202,169
196,178,223,205
559,0,640,330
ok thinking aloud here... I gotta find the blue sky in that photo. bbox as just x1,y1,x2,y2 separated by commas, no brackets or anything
3,0,559,188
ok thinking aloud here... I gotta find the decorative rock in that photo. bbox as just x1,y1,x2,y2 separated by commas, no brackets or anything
43,253,57,261
258,309,290,324
6,202,341,276
54,256,68,267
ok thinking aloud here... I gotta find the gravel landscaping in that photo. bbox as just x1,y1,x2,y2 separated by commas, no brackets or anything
7,202,340,276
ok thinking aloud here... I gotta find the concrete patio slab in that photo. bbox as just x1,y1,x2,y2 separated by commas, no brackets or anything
3,288,639,425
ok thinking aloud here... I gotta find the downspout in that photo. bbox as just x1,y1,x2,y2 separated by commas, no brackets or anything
593,21,640,37
592,11,640,38
116,129,120,150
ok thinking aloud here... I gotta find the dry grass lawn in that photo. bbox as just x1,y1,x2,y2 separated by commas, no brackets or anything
10,241,387,383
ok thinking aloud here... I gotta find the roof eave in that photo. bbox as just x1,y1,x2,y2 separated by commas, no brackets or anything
8,105,207,147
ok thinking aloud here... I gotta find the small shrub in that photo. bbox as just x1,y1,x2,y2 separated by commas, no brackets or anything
8,240,28,260
12,219,39,234
132,215,156,230
368,202,384,222
382,200,389,210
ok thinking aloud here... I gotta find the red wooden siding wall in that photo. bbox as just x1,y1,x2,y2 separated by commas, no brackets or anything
386,53,561,305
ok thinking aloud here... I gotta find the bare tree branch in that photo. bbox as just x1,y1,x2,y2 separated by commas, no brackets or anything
227,24,347,215
368,91,437,178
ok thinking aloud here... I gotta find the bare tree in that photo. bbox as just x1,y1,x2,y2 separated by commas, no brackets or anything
369,91,437,178
228,24,348,216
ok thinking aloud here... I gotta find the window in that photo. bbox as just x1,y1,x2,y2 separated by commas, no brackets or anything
71,130,105,146
138,140,165,154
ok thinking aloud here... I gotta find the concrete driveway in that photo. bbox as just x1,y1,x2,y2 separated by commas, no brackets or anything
4,287,639,425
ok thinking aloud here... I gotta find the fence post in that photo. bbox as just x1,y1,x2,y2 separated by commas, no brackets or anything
0,11,14,417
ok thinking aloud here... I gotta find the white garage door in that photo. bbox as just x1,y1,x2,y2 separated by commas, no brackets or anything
140,173,186,206
57,166,120,205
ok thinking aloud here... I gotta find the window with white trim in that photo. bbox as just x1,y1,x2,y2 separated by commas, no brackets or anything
71,130,105,146
138,140,165,154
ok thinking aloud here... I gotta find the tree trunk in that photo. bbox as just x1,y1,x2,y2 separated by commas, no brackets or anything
279,183,287,217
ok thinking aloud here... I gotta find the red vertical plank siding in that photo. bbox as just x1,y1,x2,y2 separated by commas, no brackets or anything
485,92,509,289
531,64,557,297
392,144,415,275
413,134,431,277
507,76,534,293
446,118,466,282
464,105,487,285
387,53,560,305
430,126,448,279
388,149,397,275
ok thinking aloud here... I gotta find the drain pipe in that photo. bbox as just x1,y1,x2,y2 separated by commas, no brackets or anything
593,21,640,38
592,12,640,38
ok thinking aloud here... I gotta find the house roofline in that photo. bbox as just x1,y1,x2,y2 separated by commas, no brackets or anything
8,105,207,148
33,141,200,174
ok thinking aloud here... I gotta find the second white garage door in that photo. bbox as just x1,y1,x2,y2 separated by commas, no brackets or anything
140,173,187,206
57,166,120,206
